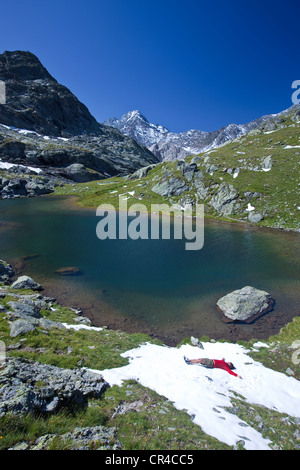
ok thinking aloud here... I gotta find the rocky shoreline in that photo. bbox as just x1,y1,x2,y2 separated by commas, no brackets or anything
0,262,123,450
1,259,299,450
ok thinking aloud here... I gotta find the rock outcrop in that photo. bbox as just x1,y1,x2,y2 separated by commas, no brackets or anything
0,357,109,415
0,259,14,284
209,182,239,216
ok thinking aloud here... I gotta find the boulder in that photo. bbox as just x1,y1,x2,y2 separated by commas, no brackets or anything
248,212,264,223
63,163,104,183
261,155,273,171
9,319,37,337
216,286,273,323
190,336,204,349
10,275,42,291
127,164,157,180
38,318,66,330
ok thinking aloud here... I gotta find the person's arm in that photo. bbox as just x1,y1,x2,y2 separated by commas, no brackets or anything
214,359,241,378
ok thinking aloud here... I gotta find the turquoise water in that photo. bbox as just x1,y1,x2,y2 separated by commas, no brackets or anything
0,196,299,345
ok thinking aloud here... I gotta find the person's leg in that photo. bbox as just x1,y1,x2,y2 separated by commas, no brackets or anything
184,357,214,367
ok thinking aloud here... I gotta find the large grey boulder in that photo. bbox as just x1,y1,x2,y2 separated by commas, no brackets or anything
63,163,104,183
9,319,37,337
127,163,157,180
248,212,264,223
10,275,42,291
216,286,273,322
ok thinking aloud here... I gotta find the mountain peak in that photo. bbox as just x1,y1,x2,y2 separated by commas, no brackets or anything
0,49,101,136
104,106,300,161
0,50,55,82
121,110,149,123
104,110,170,148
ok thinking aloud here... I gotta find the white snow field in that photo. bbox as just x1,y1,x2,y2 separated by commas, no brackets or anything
89,341,300,450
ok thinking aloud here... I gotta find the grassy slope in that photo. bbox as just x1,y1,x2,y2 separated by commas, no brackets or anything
0,286,299,450
53,118,300,231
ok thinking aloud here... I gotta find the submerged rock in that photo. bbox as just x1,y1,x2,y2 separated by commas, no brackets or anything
55,267,82,276
216,286,273,323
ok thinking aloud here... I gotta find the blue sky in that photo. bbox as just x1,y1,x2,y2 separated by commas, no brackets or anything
1,0,299,132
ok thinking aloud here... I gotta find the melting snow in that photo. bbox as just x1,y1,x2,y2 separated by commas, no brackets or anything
89,341,300,450
62,323,103,332
0,158,42,174
283,145,300,149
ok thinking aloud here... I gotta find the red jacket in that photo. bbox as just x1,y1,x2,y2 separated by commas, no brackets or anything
213,359,238,377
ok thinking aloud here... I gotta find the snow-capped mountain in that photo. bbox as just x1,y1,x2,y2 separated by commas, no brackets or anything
105,110,170,148
104,109,283,161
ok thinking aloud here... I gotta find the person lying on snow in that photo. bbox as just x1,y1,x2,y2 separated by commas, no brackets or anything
184,356,242,379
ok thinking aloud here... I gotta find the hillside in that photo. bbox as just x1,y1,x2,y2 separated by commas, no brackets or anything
56,105,300,231
0,268,299,450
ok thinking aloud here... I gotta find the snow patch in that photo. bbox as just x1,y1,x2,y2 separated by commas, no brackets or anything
0,158,42,174
62,323,103,332
89,341,300,450
283,145,300,149
246,203,255,212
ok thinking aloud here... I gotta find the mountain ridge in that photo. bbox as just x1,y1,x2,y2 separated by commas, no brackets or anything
0,50,159,196
104,108,293,161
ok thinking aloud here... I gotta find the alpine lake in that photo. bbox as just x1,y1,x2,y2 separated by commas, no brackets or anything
0,195,299,346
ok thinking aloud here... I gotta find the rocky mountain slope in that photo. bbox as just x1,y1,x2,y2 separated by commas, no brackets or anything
60,104,300,231
104,108,292,162
0,51,158,197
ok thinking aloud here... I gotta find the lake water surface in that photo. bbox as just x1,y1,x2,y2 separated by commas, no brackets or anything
0,196,299,345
